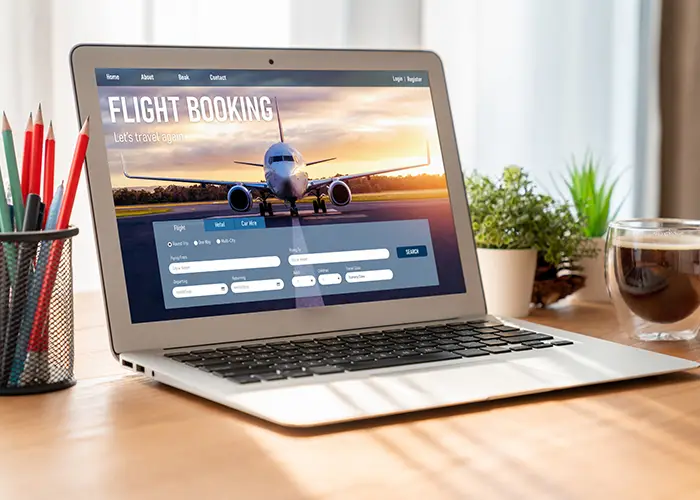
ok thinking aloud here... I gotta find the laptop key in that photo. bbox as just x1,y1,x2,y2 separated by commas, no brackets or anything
465,319,489,325
455,335,479,343
454,349,490,358
550,340,574,346
481,340,507,346
302,360,326,367
415,341,438,348
203,363,234,372
309,365,345,375
473,327,500,334
274,363,300,370
349,355,375,362
435,338,458,345
482,346,511,354
475,334,500,340
255,373,287,381
532,343,553,349
170,355,201,362
228,375,262,384
341,351,461,371
377,352,399,359
428,328,453,334
188,358,228,367
495,325,520,332
164,352,190,358
283,370,313,378
509,345,533,351
396,350,420,357
441,344,464,351
417,347,442,354
199,351,228,359
190,349,216,354
476,321,503,328
460,341,486,349
504,333,554,344
217,347,245,355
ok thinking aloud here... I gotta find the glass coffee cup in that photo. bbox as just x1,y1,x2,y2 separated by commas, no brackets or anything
606,218,700,341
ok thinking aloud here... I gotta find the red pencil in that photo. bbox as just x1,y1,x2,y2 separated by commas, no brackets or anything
57,117,89,229
42,122,55,227
20,113,32,203
29,104,44,195
28,118,89,363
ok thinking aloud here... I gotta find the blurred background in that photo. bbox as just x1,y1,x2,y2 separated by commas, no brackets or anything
0,0,695,293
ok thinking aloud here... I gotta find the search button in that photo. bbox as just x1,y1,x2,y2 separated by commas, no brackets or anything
397,245,427,259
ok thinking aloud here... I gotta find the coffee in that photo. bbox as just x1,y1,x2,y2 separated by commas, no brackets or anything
612,236,700,324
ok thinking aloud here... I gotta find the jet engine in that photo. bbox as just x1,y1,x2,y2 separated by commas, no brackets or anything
227,185,253,212
328,180,352,206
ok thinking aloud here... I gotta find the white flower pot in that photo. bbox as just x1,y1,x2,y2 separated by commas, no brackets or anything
476,248,538,318
573,237,609,302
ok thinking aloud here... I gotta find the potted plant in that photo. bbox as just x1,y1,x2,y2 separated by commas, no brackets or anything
558,151,623,302
466,166,592,317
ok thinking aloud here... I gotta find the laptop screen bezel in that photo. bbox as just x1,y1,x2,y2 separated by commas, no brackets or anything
70,44,486,355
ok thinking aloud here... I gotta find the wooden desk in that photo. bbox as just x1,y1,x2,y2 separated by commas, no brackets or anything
2,294,700,499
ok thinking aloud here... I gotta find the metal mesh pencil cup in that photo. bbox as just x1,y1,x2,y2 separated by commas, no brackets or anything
0,227,78,395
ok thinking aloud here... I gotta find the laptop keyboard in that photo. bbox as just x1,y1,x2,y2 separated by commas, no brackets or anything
164,319,574,384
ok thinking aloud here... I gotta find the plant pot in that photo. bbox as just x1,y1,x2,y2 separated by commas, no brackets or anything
477,248,538,317
573,237,609,302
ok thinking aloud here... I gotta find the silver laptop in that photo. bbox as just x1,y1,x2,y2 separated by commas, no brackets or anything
71,44,697,427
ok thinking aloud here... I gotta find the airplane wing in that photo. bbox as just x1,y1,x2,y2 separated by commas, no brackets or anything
306,145,430,193
120,154,269,192
234,160,265,167
306,157,337,166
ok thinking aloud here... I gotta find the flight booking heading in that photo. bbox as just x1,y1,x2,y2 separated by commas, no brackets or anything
107,95,274,124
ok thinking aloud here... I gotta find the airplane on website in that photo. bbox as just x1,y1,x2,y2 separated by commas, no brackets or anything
121,98,430,217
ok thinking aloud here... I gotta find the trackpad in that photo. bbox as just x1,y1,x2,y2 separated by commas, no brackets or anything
370,359,563,405
233,359,566,427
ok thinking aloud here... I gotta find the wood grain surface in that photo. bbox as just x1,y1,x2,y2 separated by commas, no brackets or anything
1,293,699,500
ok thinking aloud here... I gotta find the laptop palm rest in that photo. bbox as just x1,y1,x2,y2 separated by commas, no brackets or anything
230,352,605,427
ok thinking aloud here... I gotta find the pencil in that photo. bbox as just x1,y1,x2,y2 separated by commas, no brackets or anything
0,194,41,385
1,112,25,229
42,123,54,228
57,118,89,229
0,135,17,282
12,183,64,386
27,118,89,376
20,113,32,203
28,104,43,196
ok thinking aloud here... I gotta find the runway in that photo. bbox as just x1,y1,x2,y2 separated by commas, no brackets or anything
115,198,466,323
116,198,452,228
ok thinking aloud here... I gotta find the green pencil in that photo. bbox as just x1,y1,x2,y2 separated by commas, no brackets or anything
2,112,24,229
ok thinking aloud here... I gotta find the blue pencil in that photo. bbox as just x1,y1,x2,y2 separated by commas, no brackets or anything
10,183,64,386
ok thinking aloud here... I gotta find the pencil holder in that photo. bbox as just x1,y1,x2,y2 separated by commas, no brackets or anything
0,227,78,395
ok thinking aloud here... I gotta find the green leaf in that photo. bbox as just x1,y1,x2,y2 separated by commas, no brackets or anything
465,166,598,267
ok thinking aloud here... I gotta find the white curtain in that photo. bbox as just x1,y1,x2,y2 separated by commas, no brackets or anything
0,0,656,293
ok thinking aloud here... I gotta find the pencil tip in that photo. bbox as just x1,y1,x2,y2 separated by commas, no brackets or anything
26,113,33,130
81,116,90,135
1,112,9,131
35,104,44,124
47,122,54,139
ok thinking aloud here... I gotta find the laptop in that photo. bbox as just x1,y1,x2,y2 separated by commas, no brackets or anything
70,44,697,427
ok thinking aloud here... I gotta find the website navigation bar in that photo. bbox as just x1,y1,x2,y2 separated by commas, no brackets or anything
96,69,430,87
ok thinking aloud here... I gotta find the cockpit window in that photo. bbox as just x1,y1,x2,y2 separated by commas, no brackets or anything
270,155,296,163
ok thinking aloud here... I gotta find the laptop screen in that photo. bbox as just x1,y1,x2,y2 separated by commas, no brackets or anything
95,68,466,324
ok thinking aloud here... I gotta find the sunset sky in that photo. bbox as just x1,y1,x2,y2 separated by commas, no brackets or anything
99,85,445,189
